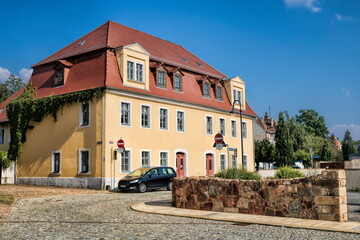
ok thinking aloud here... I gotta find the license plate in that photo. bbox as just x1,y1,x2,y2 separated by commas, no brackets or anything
120,185,126,188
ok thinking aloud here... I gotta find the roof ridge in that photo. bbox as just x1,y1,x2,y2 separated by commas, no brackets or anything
32,21,110,68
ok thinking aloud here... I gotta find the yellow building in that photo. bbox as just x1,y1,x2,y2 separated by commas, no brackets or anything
0,21,257,189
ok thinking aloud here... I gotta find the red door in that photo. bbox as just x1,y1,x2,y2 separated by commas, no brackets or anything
206,153,213,175
176,152,185,177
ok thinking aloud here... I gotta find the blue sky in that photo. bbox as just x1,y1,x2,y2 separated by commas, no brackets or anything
0,0,359,140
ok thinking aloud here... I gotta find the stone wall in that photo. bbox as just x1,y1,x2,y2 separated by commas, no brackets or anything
172,170,347,222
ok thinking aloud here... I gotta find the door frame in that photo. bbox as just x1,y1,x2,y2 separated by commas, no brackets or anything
173,148,188,177
204,150,216,175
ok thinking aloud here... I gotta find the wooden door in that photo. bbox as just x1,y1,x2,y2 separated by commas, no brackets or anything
206,153,213,175
176,152,185,177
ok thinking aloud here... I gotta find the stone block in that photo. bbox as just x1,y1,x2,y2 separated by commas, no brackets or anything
319,205,339,214
212,202,224,211
315,196,340,205
265,207,276,216
203,202,213,211
319,213,338,221
224,207,238,213
339,204,347,214
175,188,183,196
340,195,347,205
236,198,249,209
340,213,348,222
335,187,347,197
339,179,346,187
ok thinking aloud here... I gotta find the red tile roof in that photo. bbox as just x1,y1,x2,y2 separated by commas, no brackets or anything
0,21,256,123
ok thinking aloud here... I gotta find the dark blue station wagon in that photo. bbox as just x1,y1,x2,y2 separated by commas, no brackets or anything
118,167,176,193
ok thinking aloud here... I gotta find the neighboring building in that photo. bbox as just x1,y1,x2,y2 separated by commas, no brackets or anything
0,21,256,189
345,154,360,169
254,112,277,144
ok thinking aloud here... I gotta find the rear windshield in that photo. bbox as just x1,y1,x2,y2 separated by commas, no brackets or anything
125,168,151,178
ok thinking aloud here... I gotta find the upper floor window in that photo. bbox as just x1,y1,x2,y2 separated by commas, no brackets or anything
231,120,237,137
160,108,168,130
121,102,131,126
242,122,247,138
203,82,210,98
174,75,182,91
127,61,144,82
206,116,212,134
216,86,223,100
127,61,134,80
80,103,90,127
54,69,64,86
177,111,185,132
157,71,166,88
219,118,225,136
233,89,242,104
141,105,150,128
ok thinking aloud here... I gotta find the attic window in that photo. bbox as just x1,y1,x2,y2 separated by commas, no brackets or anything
157,71,166,88
54,69,64,87
77,41,86,46
196,62,202,67
203,82,210,98
181,57,189,63
174,75,182,92
216,86,223,100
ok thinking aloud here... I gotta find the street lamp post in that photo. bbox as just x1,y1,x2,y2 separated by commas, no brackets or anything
230,100,244,169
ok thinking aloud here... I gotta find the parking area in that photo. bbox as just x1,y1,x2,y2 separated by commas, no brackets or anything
0,185,360,240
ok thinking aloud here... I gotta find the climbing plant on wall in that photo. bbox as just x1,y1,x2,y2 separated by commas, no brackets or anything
6,84,105,160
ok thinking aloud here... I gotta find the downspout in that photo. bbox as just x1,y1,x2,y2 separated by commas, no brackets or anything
252,116,259,171
101,94,105,190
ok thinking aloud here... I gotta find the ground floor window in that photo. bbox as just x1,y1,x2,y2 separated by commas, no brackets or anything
141,151,150,167
79,149,90,173
243,155,248,170
220,154,226,170
232,155,237,168
52,151,60,173
160,152,168,166
121,150,131,172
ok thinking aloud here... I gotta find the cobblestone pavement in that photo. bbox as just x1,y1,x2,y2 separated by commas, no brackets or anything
0,190,359,240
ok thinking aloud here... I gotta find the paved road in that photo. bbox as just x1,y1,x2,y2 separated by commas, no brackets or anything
0,191,359,240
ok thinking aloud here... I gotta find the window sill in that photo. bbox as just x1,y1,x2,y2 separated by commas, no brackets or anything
79,124,90,128
50,172,61,176
128,79,145,85
78,172,91,176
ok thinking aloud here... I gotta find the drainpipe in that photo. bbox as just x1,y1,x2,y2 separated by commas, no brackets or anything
101,94,105,190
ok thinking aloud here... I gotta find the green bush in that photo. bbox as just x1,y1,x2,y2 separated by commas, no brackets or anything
0,151,11,169
215,168,261,180
275,166,305,179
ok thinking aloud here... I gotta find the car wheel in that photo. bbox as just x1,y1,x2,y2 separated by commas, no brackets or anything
167,181,173,191
138,183,147,193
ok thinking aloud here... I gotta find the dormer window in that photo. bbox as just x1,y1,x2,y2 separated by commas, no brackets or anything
216,85,223,100
203,82,210,98
127,61,134,80
174,75,182,92
157,71,166,88
233,89,242,104
54,69,64,87
136,63,143,82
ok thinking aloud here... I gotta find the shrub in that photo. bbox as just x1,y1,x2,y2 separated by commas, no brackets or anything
215,168,261,180
275,166,305,179
0,151,11,169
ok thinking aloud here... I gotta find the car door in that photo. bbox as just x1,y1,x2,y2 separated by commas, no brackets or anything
145,168,161,188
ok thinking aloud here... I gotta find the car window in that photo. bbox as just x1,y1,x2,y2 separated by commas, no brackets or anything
148,168,159,176
166,168,174,174
160,168,168,175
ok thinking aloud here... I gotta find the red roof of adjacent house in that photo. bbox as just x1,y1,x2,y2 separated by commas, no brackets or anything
0,21,256,123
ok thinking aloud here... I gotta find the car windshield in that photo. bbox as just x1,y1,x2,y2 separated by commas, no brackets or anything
125,168,151,178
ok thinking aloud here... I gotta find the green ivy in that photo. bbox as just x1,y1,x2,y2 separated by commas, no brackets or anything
6,85,105,160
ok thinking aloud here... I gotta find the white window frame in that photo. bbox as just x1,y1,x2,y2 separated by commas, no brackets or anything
219,118,225,136
159,107,169,131
127,61,135,80
120,101,132,127
203,82,210,98
51,150,61,174
231,154,237,168
243,154,248,170
242,121,247,138
233,89,242,104
141,150,151,167
127,60,144,82
140,104,151,129
205,115,213,135
231,119,237,137
220,154,226,171
79,102,90,128
157,70,166,88
136,63,144,82
176,110,185,132
120,149,132,173
159,151,169,166
78,148,90,174
216,85,222,100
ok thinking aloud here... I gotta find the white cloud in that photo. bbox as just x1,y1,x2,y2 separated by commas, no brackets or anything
0,66,11,82
329,124,360,141
284,0,321,13
335,13,353,21
19,68,33,82
342,87,351,97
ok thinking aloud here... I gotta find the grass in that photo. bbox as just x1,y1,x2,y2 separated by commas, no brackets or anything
348,187,360,193
0,194,15,205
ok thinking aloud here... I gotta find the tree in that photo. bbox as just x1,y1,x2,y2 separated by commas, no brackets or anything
296,109,329,138
320,140,331,161
255,139,275,169
342,130,356,160
294,150,311,167
275,112,294,166
0,74,26,103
